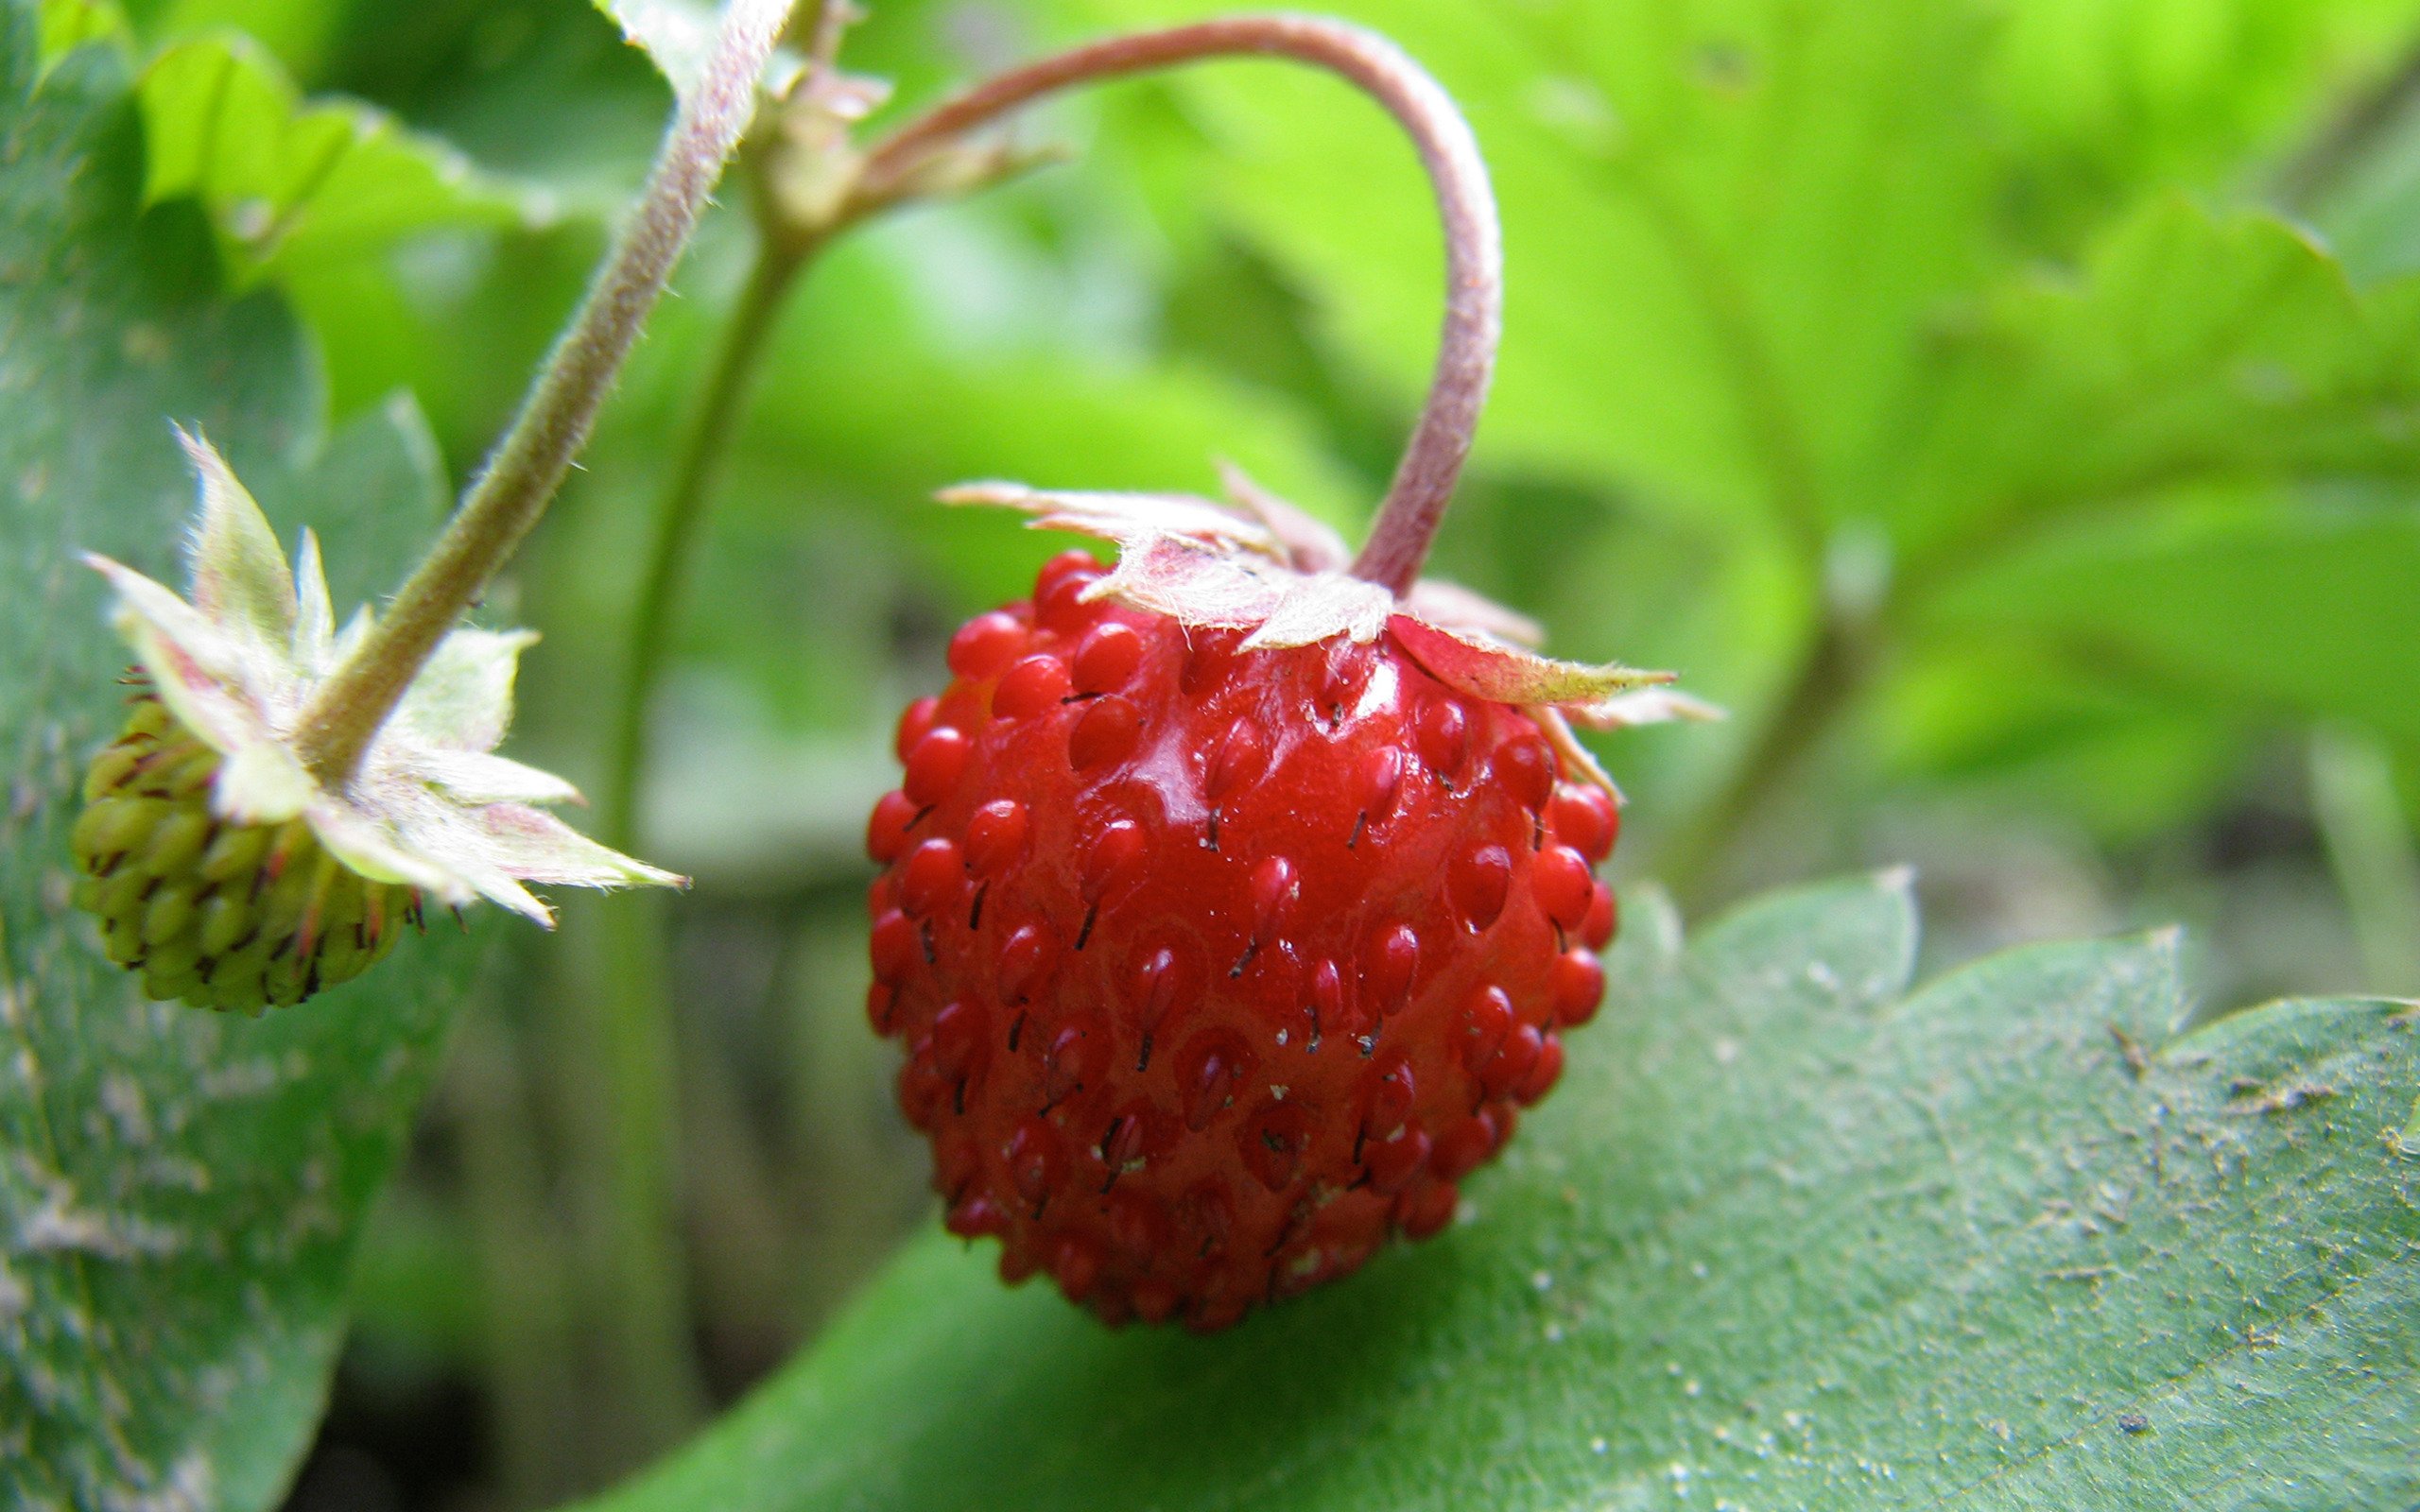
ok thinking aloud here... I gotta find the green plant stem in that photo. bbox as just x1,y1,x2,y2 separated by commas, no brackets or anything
447,988,584,1505
556,243,814,1470
288,0,798,787
2309,727,2420,995
1655,618,1862,913
2271,41,2420,209
568,891,704,1469
602,244,813,851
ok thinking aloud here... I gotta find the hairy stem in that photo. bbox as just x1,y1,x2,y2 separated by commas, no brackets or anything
601,245,813,850
2309,728,2420,994
289,0,798,786
857,13,1500,596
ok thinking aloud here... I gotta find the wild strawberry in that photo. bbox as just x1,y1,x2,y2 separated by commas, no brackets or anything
852,12,1725,1326
865,481,1711,1330
73,689,418,1010
70,430,682,1011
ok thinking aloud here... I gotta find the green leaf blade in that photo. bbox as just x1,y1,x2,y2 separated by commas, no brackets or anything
135,33,539,284
1893,201,2420,564
588,868,2417,1512
0,16,483,1508
1925,504,2420,747
589,0,800,101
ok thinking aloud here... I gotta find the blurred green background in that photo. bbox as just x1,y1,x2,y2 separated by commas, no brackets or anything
63,0,2420,1504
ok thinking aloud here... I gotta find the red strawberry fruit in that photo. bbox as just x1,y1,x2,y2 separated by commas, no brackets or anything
854,13,1713,1329
863,484,1703,1331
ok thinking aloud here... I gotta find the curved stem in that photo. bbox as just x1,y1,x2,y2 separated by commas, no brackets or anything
289,0,799,787
601,244,813,851
857,13,1501,596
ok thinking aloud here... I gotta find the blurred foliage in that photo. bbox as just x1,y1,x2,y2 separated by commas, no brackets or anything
9,0,2420,1506
0,10,485,1504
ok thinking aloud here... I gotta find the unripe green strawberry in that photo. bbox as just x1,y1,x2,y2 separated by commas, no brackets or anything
72,692,417,1012
65,429,683,1010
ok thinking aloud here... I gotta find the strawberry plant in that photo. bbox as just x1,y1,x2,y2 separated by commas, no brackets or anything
3,0,2416,1508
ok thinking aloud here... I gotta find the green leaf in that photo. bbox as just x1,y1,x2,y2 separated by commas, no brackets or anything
589,874,2419,1511
591,0,721,96
37,0,125,66
136,31,540,283
1987,0,2420,249
0,17,482,1509
590,0,800,100
1075,0,1999,539
139,0,338,78
1869,639,2252,845
1921,499,2420,747
1889,200,2420,567
1064,1,2420,536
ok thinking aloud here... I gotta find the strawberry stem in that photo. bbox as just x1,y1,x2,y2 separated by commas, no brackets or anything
287,0,801,788
856,13,1502,598
599,242,815,850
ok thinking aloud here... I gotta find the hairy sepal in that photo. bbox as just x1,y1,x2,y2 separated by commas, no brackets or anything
84,430,683,922
942,477,1701,729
